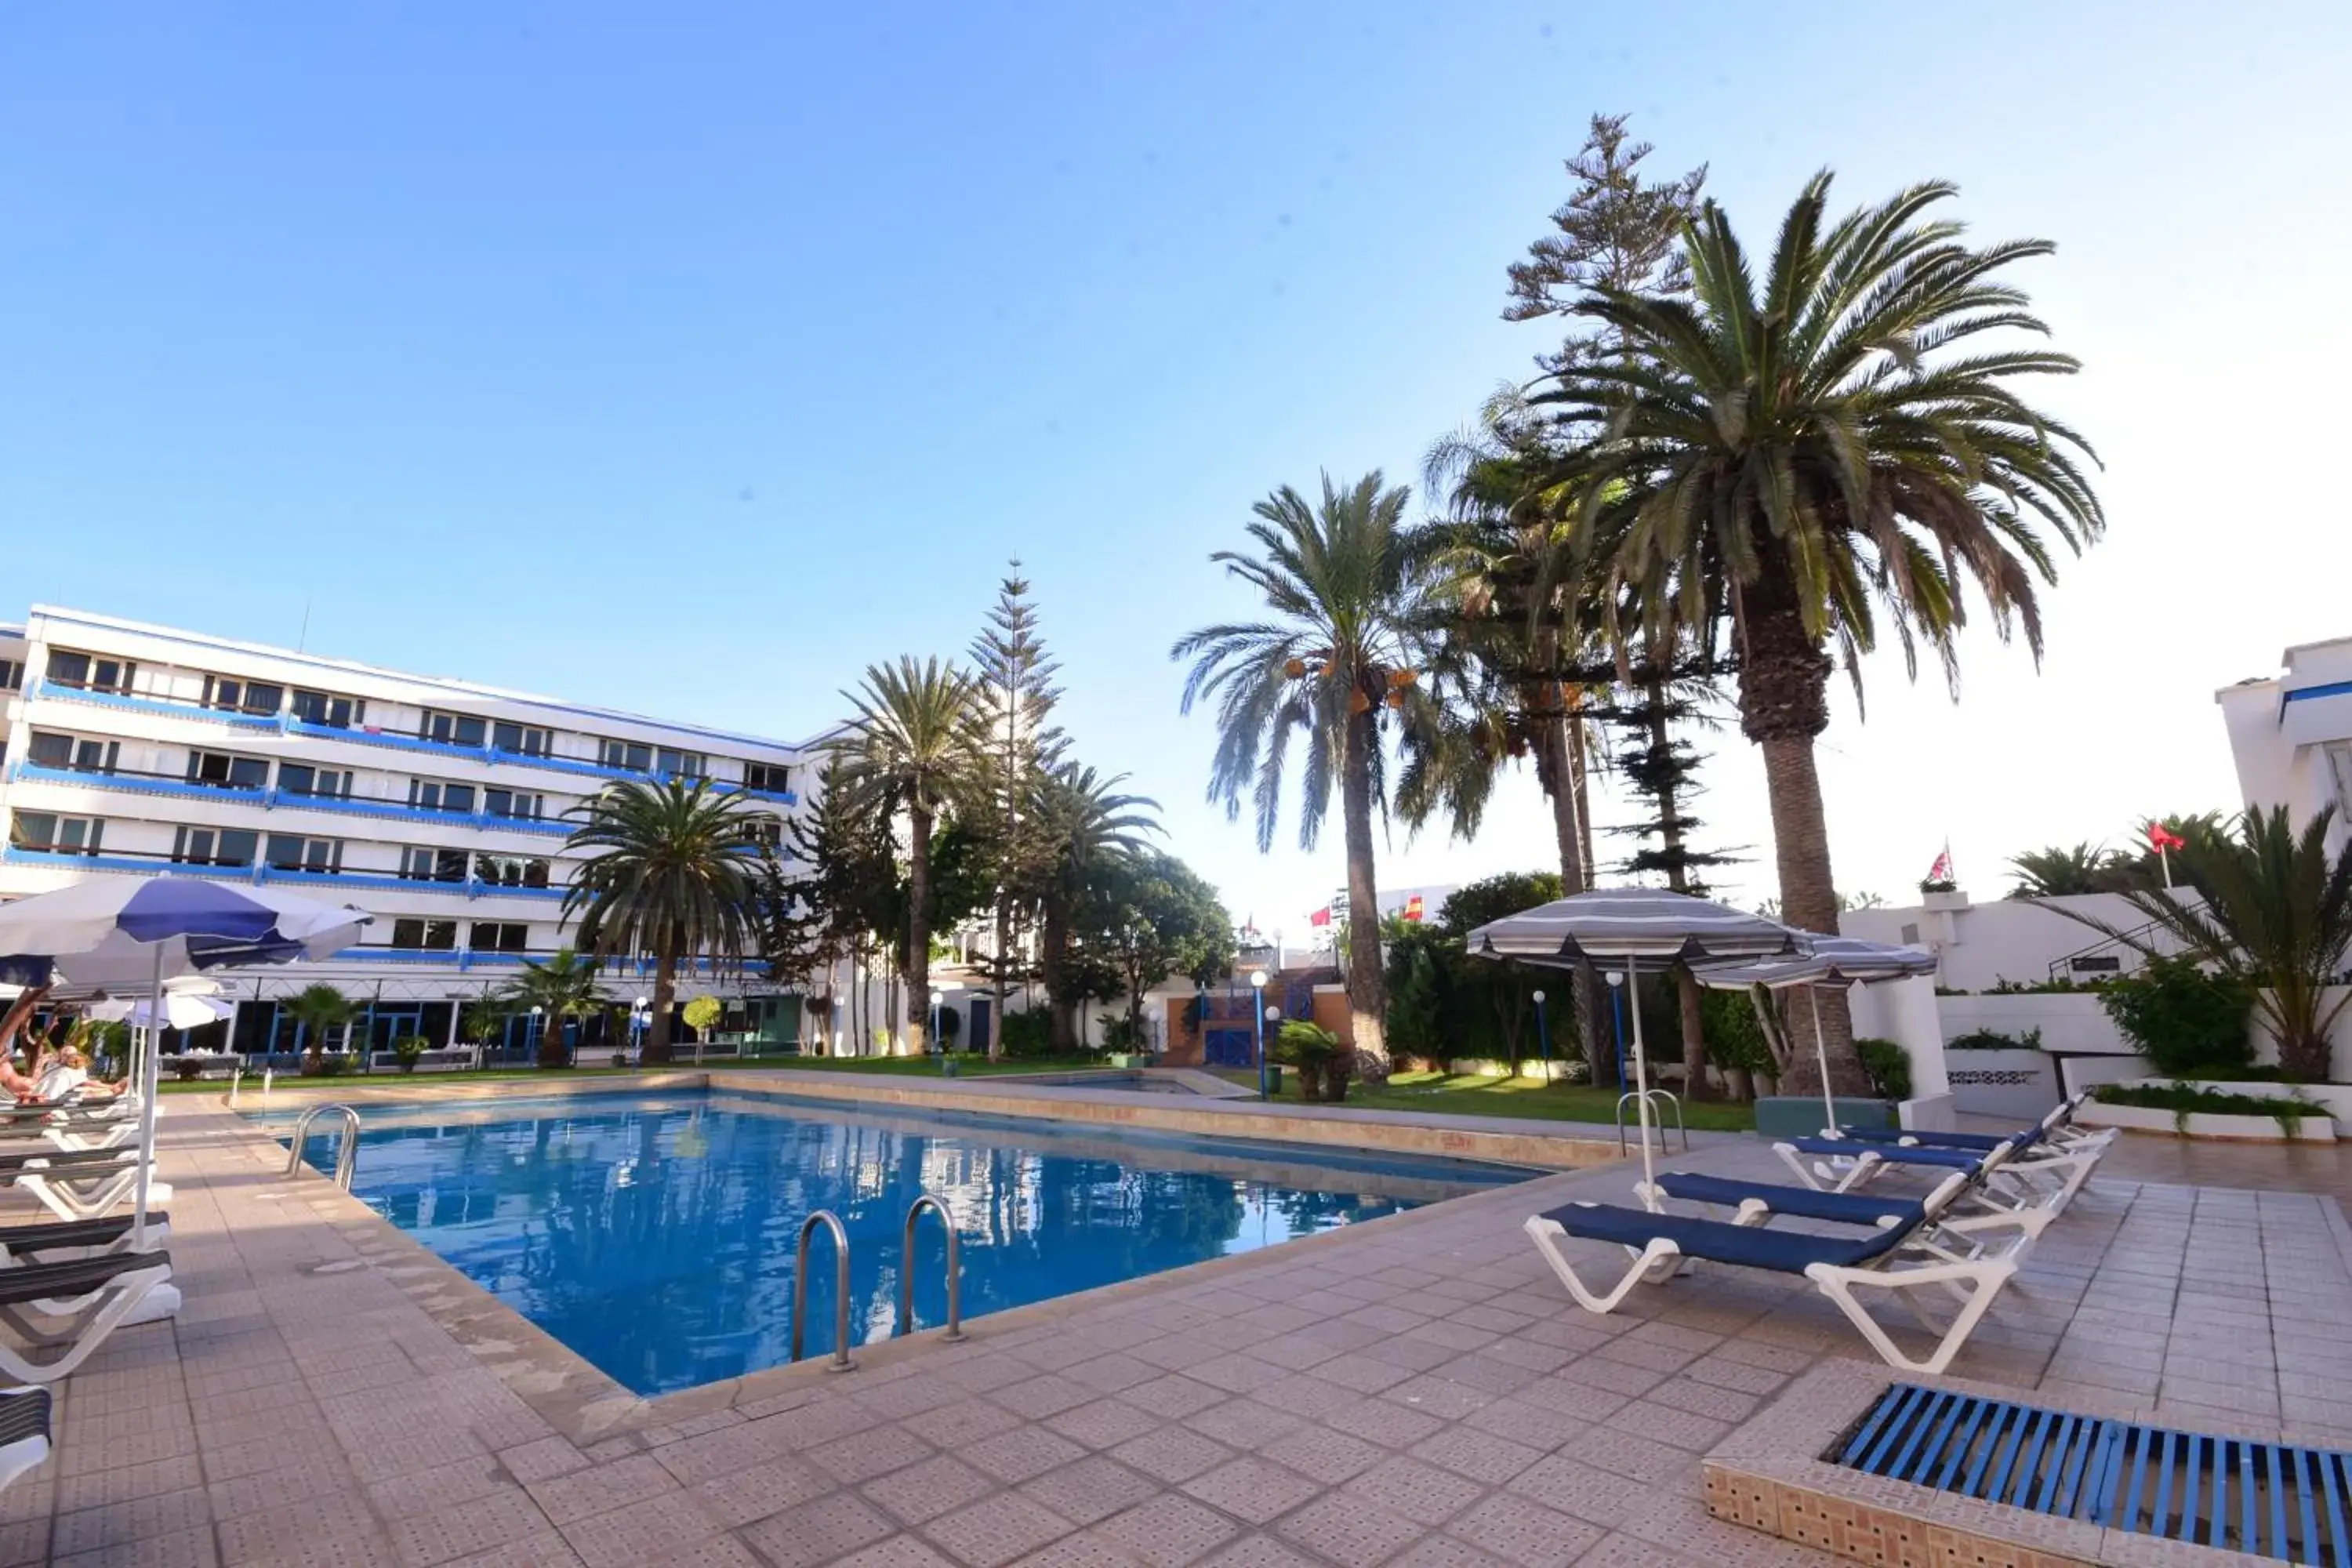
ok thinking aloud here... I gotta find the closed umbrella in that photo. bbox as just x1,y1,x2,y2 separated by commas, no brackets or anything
1465,887,1808,1196
88,988,237,1033
1693,935,1937,1134
0,877,369,1246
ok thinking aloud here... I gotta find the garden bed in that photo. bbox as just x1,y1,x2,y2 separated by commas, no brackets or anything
2079,1080,2336,1142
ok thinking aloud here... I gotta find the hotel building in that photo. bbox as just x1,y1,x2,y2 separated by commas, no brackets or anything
0,606,817,1058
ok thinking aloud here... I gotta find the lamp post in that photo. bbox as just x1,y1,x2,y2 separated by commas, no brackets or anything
633,996,648,1064
1249,971,1269,1100
1532,988,1549,1080
528,1006,543,1069
1262,1004,1281,1101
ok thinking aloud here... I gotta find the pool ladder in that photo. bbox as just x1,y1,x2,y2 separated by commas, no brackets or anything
1614,1088,1687,1155
284,1104,361,1191
788,1192,968,1373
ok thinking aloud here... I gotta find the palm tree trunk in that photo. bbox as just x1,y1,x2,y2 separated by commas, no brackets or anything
904,803,932,1055
1737,583,1867,1096
1341,702,1389,1080
647,945,678,1065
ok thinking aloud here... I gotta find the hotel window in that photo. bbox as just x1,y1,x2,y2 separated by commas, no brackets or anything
172,826,256,867
187,751,270,790
290,688,365,728
27,732,118,773
9,812,103,855
390,918,457,951
598,738,653,773
743,761,791,795
408,779,477,814
201,676,284,716
0,659,22,691
656,747,707,779
398,846,470,884
45,651,136,694
474,852,550,889
265,834,343,873
743,815,782,849
491,721,551,757
2330,744,2352,818
484,787,545,821
419,711,487,749
278,763,351,799
470,921,530,953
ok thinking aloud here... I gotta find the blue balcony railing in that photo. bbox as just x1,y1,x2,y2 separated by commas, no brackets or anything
28,682,796,801
0,842,569,902
322,946,774,976
10,761,574,839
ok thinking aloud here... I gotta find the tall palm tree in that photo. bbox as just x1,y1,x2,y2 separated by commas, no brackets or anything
283,982,354,1073
822,657,989,1054
1523,173,2103,1092
1173,472,1438,1080
496,949,612,1068
561,779,765,1065
1033,764,1161,1054
2079,807,2352,1082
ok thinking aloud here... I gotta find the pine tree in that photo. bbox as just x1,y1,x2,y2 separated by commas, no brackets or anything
967,564,1066,1058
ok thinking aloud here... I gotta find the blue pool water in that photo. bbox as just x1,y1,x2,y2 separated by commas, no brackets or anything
265,1089,1531,1395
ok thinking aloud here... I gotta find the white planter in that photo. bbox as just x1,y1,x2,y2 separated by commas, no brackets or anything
2078,1098,2336,1142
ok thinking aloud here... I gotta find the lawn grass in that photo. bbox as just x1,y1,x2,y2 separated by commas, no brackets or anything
1250,1068,1758,1131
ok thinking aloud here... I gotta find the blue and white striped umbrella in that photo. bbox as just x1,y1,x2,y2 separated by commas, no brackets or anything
1465,887,1809,1192
1693,935,1937,1134
0,877,369,1244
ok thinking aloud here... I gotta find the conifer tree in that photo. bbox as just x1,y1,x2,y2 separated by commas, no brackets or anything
968,564,1065,1058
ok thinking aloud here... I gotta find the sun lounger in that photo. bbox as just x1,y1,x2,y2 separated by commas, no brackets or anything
1835,1094,2114,1156
1645,1162,2049,1262
0,1388,49,1495
1774,1131,2102,1215
1524,1182,2013,1375
0,1249,174,1381
0,1149,172,1222
0,1214,169,1264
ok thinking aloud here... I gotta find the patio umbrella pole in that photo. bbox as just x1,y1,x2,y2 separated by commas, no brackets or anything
1808,985,1835,1135
1627,965,1654,1191
133,938,164,1247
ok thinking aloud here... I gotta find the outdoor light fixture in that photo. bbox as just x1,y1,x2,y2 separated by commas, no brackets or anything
1531,989,1551,1072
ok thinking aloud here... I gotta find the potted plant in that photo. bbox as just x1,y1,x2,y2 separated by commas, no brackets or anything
391,1034,430,1073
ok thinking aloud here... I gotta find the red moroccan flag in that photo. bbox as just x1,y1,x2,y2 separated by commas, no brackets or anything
1308,906,1331,927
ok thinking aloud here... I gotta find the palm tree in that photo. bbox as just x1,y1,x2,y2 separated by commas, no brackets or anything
561,779,765,1065
2078,807,2352,1081
1173,472,1439,1080
1521,173,2104,1093
283,982,354,1073
822,657,989,1054
496,949,612,1068
2006,842,2128,898
1033,764,1161,1054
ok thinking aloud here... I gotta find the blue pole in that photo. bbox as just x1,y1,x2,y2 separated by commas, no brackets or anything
1534,993,1551,1075
1610,985,1628,1088
1254,1000,1267,1101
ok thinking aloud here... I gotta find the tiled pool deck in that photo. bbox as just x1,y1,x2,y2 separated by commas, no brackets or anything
9,1085,2351,1567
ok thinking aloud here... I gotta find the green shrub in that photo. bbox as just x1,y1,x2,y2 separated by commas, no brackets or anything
1697,989,1774,1073
310,1053,350,1078
997,1008,1057,1058
1947,1027,2044,1051
172,1056,208,1082
2092,1080,2313,1135
2097,956,2256,1077
392,1035,430,1073
1855,1037,1911,1101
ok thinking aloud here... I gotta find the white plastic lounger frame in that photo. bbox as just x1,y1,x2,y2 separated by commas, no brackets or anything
0,1388,48,1497
9,1156,173,1224
1634,1178,2051,1265
1523,1175,2017,1377
0,1254,173,1383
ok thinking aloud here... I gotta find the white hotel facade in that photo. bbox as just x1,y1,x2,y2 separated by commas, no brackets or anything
0,606,818,1058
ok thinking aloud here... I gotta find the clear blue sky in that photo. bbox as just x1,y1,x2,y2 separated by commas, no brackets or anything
5,3,2347,929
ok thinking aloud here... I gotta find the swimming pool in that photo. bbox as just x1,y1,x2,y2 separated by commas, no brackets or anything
263,1088,1531,1395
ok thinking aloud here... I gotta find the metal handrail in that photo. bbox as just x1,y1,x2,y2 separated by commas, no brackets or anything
1613,1088,1687,1156
284,1104,362,1190
895,1192,966,1343
789,1210,855,1372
